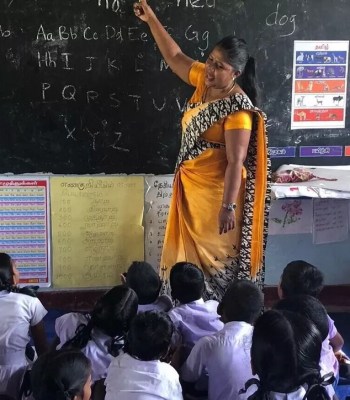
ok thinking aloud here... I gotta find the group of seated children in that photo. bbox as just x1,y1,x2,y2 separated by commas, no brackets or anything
0,253,346,400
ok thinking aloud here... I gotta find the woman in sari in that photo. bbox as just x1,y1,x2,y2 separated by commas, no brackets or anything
135,0,271,300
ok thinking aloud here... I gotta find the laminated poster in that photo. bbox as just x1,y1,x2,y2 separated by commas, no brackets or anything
0,177,50,286
292,40,349,129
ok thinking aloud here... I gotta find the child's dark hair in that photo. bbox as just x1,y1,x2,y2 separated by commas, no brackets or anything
215,35,259,106
274,295,329,341
280,260,324,298
170,262,204,304
63,285,138,353
31,348,91,400
125,311,174,361
218,280,263,324
246,309,331,400
0,252,37,297
126,261,161,304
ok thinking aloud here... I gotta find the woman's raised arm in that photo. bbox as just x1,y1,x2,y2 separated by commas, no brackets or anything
134,0,194,84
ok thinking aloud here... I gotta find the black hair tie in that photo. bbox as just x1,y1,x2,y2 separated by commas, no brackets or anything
302,372,335,400
110,335,124,357
238,378,261,395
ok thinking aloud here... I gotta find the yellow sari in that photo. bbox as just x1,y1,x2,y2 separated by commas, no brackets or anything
160,62,270,300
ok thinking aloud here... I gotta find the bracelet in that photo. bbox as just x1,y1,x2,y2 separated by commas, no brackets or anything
222,202,236,211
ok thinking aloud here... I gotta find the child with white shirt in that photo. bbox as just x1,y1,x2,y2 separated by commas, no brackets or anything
124,261,173,313
240,309,332,400
278,260,344,380
181,280,263,400
54,285,138,385
274,295,336,399
105,311,183,400
168,262,223,349
0,253,48,399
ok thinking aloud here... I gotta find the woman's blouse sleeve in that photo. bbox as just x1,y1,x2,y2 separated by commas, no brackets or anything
188,62,205,87
224,110,253,131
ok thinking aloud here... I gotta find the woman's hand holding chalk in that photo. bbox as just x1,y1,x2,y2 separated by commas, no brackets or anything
133,0,154,22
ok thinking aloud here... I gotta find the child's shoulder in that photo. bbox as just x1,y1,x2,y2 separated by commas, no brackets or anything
156,294,173,312
2,290,45,310
56,312,89,331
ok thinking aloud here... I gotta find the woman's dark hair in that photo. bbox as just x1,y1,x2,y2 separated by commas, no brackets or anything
125,311,174,361
170,262,204,304
63,285,138,352
31,349,91,400
0,253,37,297
215,35,259,106
126,261,161,304
274,295,329,341
280,260,324,298
247,310,331,400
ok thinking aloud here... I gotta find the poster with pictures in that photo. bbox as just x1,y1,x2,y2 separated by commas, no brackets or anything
292,40,349,130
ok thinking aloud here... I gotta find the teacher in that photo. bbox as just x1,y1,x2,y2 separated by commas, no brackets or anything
135,0,271,300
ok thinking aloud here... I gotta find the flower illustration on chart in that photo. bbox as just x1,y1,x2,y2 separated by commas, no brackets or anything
272,200,303,228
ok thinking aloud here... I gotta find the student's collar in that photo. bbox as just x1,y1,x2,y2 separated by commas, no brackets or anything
185,298,204,305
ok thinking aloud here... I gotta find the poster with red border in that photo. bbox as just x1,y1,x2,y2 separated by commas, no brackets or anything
292,40,349,130
0,177,51,286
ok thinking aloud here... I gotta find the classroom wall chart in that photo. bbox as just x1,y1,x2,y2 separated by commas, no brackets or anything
144,175,174,270
292,40,349,130
0,177,51,286
50,176,144,288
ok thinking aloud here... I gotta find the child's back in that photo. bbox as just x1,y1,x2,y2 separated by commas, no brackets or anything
105,311,183,400
279,260,344,376
125,261,173,313
55,285,138,383
55,312,115,383
240,310,332,400
275,295,336,398
0,253,47,398
168,262,223,347
181,280,263,400
168,298,223,347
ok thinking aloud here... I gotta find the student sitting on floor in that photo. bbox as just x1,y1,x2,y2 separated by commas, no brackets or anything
105,311,183,400
275,295,336,398
168,262,223,350
0,253,48,399
240,309,333,400
31,348,92,400
278,260,344,379
181,280,263,400
122,261,172,312
54,285,138,384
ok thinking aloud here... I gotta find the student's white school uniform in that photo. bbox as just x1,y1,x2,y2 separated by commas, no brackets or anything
137,294,173,313
0,290,47,398
239,384,307,400
105,352,183,400
181,321,255,400
168,298,223,347
323,314,339,375
55,312,117,383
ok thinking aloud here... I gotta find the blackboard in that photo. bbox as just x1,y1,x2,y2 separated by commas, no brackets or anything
0,0,349,174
